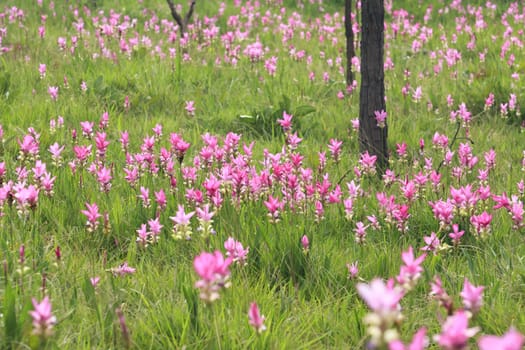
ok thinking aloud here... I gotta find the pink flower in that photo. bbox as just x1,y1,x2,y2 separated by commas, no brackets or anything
29,296,56,337
81,202,102,232
421,232,440,255
111,262,136,277
170,205,195,240
478,328,524,350
356,279,404,315
224,237,249,265
375,110,387,128
48,86,58,101
301,235,309,252
277,111,293,131
448,224,465,246
185,100,196,116
470,211,492,237
90,276,101,288
194,250,232,302
434,311,479,350
248,302,266,333
328,139,343,163
347,261,358,279
389,328,428,350
460,278,484,314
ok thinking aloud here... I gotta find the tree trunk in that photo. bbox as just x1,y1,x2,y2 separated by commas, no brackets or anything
359,0,388,172
345,0,355,86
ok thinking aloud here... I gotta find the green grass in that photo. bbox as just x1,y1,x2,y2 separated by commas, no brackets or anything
0,0,525,349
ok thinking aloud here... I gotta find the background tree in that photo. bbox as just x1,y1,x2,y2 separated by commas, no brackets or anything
166,0,196,35
359,0,388,171
345,0,355,85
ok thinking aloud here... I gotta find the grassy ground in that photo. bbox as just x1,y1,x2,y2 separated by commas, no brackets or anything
0,0,524,349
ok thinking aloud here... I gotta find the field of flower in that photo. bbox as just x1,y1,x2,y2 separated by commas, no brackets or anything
1,0,525,349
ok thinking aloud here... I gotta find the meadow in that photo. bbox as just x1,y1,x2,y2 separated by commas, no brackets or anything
0,0,525,349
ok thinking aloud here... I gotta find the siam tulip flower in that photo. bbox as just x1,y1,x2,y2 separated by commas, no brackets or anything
73,145,92,166
448,224,465,246
359,152,377,176
389,327,428,350
48,86,58,101
81,202,102,232
429,275,453,314
347,261,358,279
40,172,56,196
95,132,109,159
110,262,136,277
327,139,343,163
48,142,64,166
357,278,404,347
509,196,524,229
301,235,309,253
397,246,426,290
421,232,441,255
470,211,492,238
96,166,112,192
434,311,479,350
148,217,163,243
286,132,302,149
154,189,167,211
170,205,195,240
18,134,40,159
194,250,232,302
478,328,524,350
138,187,150,208
248,302,266,333
119,131,129,151
264,195,284,223
38,63,46,78
14,184,40,215
29,296,56,337
185,100,196,116
343,198,354,220
136,224,150,247
90,276,100,288
224,237,249,265
374,110,387,128
460,278,484,314
354,221,369,244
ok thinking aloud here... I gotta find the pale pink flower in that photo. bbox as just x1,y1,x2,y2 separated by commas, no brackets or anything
29,296,56,337
110,262,136,277
194,250,232,302
478,328,524,350
389,327,428,350
185,100,196,116
460,278,484,314
248,302,266,333
434,311,479,350
48,86,58,101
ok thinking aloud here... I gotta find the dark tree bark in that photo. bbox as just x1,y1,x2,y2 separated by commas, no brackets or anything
359,0,388,172
345,0,355,85
166,0,196,35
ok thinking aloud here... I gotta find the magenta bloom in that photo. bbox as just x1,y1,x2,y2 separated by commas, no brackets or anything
356,279,404,315
194,250,232,302
248,302,266,333
301,235,309,251
110,262,136,277
81,202,102,232
434,311,479,350
460,278,484,314
478,328,524,350
389,327,428,350
29,296,56,337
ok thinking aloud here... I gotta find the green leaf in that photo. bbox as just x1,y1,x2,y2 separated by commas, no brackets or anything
4,282,19,345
